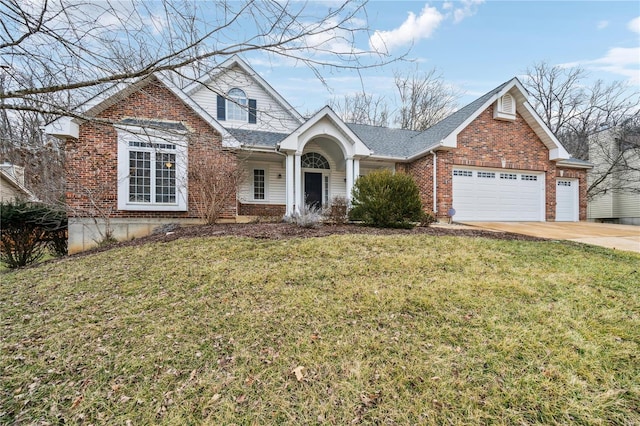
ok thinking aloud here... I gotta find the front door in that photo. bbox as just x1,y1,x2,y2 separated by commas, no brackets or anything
304,172,323,208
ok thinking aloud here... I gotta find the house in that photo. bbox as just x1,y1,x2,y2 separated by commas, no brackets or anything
46,56,591,253
587,127,640,225
0,163,38,203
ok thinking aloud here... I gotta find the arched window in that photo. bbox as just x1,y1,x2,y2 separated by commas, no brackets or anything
301,152,330,169
227,88,247,121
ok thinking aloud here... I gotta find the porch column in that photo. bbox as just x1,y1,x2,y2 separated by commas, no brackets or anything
285,153,294,216
294,152,302,213
353,158,360,183
345,157,354,204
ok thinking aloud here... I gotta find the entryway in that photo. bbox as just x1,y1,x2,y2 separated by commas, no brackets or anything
304,172,323,208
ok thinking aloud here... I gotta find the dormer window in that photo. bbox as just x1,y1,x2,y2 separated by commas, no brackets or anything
494,92,516,121
216,88,257,124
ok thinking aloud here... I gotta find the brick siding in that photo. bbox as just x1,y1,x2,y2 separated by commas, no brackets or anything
405,104,588,220
66,77,238,220
238,202,286,217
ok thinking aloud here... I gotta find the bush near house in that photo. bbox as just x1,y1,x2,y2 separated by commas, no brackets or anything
350,170,425,228
0,201,67,268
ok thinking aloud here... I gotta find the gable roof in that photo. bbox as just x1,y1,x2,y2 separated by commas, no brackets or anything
279,106,372,157
347,78,571,162
183,55,304,124
45,73,242,148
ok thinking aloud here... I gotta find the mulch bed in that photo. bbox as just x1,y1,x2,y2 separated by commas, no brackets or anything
75,222,547,257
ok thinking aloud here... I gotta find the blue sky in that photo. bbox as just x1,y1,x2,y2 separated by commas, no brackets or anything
245,1,640,117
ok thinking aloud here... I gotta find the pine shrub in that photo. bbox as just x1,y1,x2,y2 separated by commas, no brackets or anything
0,201,67,268
349,170,424,228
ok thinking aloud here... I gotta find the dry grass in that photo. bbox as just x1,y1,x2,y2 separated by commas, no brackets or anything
1,235,638,425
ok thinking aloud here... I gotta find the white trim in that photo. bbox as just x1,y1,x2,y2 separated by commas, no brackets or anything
279,106,372,158
285,153,294,215
116,126,188,211
44,117,79,139
520,101,570,160
439,78,570,161
250,165,269,202
294,153,302,213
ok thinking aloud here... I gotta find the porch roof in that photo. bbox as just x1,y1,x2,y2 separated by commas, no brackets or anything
226,128,289,148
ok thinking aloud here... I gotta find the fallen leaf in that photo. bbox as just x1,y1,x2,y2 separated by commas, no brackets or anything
71,396,83,409
211,393,221,402
236,394,247,404
292,366,305,381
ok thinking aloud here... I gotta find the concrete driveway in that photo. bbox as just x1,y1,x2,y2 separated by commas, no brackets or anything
463,222,640,253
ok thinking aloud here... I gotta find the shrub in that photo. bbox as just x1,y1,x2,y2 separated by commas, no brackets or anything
419,211,437,227
349,170,424,228
0,201,68,268
324,196,349,225
284,204,323,228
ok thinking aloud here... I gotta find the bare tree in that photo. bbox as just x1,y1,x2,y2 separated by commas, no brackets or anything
394,68,460,131
189,149,246,225
523,62,640,160
1,0,390,119
329,92,390,127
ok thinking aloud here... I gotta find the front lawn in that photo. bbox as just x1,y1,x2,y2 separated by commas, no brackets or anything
1,234,638,424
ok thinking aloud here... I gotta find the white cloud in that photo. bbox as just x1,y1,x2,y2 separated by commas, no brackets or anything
561,47,640,84
452,0,485,24
597,20,609,30
368,4,443,54
628,16,640,33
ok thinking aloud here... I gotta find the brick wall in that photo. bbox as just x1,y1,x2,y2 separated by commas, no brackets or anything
406,104,588,220
66,77,238,221
238,202,286,217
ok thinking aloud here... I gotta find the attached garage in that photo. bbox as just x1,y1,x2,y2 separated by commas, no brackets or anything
556,179,579,221
452,168,545,221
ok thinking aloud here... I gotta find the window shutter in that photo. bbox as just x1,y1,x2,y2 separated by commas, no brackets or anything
217,95,226,121
248,99,257,124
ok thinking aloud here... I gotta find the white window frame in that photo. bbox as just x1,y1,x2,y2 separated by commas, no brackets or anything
117,126,188,211
251,166,269,202
227,88,248,122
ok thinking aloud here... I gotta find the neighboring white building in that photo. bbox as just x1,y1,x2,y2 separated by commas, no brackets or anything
587,127,640,226
0,163,38,203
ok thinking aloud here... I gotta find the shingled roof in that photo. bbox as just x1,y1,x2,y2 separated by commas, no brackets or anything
347,80,512,159
225,78,554,162
226,128,289,148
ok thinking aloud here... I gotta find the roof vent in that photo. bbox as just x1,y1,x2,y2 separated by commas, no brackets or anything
494,92,516,121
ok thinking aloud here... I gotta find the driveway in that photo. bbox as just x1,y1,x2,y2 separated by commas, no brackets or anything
463,222,640,253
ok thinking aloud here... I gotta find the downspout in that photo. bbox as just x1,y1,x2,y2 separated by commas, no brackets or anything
429,149,437,216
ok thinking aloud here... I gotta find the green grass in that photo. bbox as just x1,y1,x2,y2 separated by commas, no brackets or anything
1,235,639,425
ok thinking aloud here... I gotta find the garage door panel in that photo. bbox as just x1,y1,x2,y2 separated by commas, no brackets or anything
452,168,544,221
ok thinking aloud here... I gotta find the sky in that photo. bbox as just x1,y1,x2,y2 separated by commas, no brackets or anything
243,0,640,117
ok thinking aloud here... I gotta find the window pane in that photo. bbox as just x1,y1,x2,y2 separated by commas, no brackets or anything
254,169,265,200
227,88,248,121
129,151,151,202
155,153,176,203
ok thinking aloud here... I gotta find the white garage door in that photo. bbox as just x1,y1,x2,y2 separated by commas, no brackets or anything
556,179,579,222
452,168,545,221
